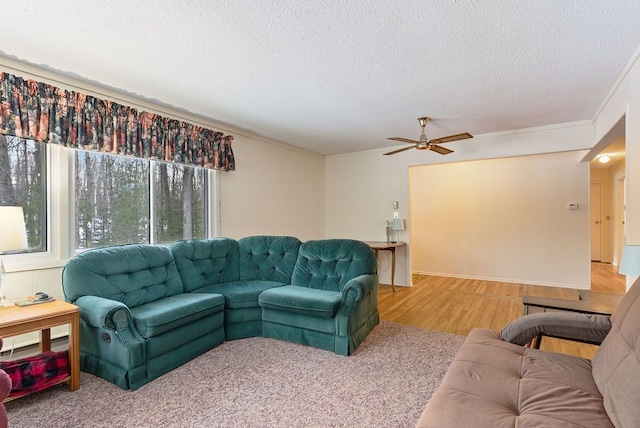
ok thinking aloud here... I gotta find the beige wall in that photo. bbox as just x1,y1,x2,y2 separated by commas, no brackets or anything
410,151,590,288
218,135,325,241
326,122,594,288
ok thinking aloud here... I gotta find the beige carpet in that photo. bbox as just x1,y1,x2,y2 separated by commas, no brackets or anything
6,321,465,428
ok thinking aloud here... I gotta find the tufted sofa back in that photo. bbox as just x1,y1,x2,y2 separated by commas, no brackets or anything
62,244,184,308
169,238,240,292
291,239,376,291
592,279,640,427
238,236,301,283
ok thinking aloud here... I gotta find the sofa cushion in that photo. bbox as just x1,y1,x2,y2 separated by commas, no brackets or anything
418,328,613,428
291,239,376,292
238,235,301,283
193,280,285,309
62,244,185,308
170,238,240,292
130,293,225,338
259,285,342,318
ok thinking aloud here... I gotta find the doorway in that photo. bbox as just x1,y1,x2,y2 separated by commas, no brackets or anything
587,118,626,267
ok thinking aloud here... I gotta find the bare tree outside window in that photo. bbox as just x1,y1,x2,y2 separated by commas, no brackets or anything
153,163,206,244
75,151,206,250
75,151,150,249
0,136,46,252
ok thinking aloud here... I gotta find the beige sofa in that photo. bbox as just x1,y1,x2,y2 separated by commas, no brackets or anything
416,279,640,427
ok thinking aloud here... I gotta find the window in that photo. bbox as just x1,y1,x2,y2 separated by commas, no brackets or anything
0,136,46,253
75,151,207,249
153,162,207,244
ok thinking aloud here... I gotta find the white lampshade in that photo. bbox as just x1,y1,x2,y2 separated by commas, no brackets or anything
619,245,640,276
0,206,28,252
391,218,405,231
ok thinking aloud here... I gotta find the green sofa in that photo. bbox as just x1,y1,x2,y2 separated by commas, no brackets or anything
62,236,378,390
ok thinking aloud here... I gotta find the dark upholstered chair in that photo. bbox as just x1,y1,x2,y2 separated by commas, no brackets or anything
0,338,12,428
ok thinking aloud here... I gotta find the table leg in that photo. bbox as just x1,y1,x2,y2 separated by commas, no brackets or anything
68,311,80,391
40,328,51,353
390,248,396,292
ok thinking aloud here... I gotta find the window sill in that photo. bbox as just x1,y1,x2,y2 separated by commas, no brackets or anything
1,253,67,273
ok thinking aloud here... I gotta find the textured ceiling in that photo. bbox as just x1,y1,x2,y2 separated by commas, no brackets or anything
2,1,640,155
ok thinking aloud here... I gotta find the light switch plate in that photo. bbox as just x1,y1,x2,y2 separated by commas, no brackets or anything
392,201,399,209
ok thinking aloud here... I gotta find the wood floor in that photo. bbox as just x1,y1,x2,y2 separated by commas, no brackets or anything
378,262,626,359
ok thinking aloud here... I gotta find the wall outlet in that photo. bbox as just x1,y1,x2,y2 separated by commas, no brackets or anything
393,211,399,219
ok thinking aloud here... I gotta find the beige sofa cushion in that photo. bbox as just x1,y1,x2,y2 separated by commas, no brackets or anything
417,328,612,428
592,278,640,428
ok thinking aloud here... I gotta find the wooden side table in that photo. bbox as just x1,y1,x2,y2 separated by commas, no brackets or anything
364,241,406,292
0,300,80,401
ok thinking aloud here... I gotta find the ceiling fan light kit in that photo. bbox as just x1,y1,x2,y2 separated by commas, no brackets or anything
384,116,473,156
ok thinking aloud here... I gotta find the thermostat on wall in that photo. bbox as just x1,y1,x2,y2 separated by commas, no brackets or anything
568,203,579,210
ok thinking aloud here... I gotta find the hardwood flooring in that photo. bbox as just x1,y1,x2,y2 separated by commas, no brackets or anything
378,262,626,359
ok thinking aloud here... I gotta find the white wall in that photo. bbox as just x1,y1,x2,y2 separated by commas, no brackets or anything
218,135,325,241
326,121,594,288
410,151,590,288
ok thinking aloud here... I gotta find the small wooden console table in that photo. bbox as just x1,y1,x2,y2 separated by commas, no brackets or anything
364,241,406,292
0,300,80,401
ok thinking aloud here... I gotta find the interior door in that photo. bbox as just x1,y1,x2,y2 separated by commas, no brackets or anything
590,182,603,261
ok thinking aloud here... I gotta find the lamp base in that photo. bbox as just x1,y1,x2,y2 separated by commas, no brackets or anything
0,298,14,308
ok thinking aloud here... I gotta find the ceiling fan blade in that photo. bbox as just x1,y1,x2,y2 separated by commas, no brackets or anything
387,137,420,145
429,144,453,155
429,133,473,145
383,146,416,156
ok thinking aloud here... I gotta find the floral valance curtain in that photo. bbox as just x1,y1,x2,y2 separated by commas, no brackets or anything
0,72,235,171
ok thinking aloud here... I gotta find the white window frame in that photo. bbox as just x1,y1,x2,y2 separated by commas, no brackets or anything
4,144,219,272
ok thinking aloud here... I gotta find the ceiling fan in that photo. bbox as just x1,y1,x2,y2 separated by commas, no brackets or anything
384,117,473,156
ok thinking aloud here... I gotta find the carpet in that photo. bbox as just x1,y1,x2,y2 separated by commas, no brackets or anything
5,321,465,428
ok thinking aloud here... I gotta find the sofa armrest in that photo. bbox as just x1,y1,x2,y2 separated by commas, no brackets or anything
75,295,128,329
75,296,145,345
500,312,612,346
341,274,375,305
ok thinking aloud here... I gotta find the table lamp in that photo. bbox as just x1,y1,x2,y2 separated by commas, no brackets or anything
391,218,405,243
0,206,29,307
619,245,640,277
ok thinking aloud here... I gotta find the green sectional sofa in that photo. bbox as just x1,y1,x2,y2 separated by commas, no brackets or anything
62,236,378,390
